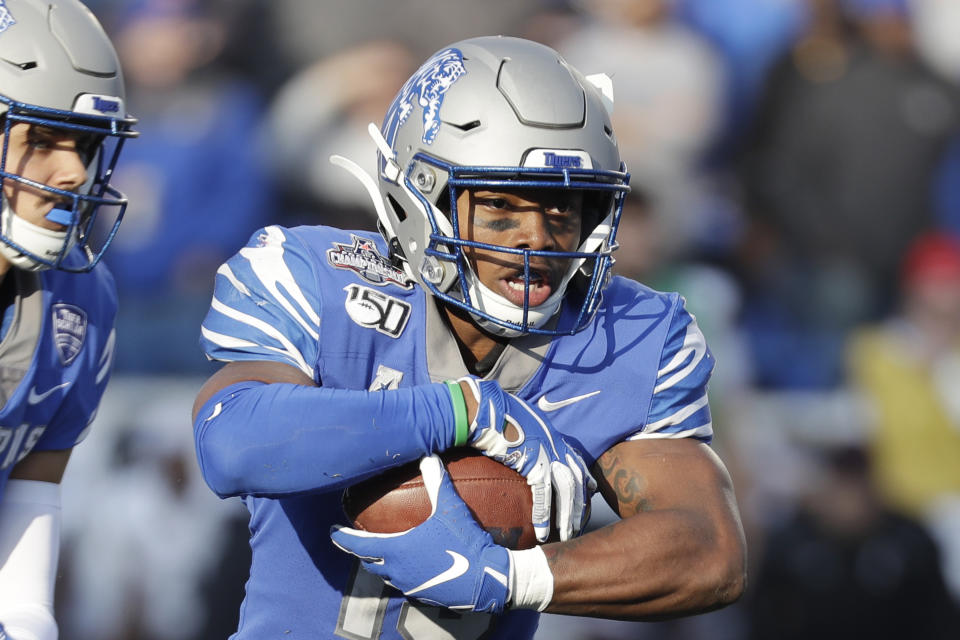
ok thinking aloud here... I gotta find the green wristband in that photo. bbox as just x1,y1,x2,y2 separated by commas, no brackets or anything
444,380,470,447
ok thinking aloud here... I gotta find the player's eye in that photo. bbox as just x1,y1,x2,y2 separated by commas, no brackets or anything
26,128,54,150
477,197,510,211
546,193,583,215
25,127,99,165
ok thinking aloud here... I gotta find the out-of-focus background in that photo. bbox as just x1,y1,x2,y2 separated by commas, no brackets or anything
59,0,960,637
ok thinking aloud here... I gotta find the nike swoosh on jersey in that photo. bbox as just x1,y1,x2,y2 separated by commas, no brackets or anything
404,550,469,596
27,382,71,405
537,390,601,412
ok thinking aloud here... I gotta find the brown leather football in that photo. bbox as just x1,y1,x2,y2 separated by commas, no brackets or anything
342,448,538,550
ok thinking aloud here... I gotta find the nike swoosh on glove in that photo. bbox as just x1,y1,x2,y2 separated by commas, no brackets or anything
459,377,597,542
331,455,512,613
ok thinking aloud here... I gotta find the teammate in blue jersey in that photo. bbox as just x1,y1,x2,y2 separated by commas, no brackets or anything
193,36,746,639
0,1,137,638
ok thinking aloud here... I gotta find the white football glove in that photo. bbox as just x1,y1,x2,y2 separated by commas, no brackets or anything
458,377,596,542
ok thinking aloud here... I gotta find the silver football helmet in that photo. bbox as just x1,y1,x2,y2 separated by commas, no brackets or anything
0,0,137,272
332,36,629,336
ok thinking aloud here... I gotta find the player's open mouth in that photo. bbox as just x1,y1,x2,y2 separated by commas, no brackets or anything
500,271,554,307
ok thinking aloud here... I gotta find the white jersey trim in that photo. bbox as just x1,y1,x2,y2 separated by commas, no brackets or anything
654,317,708,394
95,328,116,385
644,394,709,433
238,226,320,342
217,263,251,296
207,297,313,375
626,423,713,441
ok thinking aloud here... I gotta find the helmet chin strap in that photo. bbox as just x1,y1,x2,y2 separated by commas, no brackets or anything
0,200,77,271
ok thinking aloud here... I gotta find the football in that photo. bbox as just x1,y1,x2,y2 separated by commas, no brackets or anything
342,448,539,550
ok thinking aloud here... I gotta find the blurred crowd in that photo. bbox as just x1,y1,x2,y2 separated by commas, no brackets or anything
57,0,960,637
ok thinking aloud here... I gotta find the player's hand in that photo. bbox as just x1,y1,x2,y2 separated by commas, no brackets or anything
458,377,596,543
330,455,511,613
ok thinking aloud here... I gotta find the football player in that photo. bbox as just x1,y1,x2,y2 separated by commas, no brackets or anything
0,1,137,638
193,36,745,638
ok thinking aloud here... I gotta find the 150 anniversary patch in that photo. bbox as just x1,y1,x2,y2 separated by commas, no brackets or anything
327,235,413,289
344,284,411,338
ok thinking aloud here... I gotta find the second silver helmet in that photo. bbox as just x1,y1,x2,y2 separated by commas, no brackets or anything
0,0,138,272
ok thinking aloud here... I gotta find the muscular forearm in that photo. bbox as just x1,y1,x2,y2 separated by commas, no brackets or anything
193,380,457,498
541,506,746,619
532,439,747,620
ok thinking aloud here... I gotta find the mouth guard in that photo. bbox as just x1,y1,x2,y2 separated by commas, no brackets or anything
45,208,74,225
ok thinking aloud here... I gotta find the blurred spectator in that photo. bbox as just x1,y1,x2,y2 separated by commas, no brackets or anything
556,0,728,261
103,0,273,374
847,232,960,598
737,0,960,388
262,0,542,68
675,0,809,160
746,444,960,639
262,39,417,229
848,232,960,516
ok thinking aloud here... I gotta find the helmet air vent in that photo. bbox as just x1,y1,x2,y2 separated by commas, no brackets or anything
449,120,481,132
386,193,407,222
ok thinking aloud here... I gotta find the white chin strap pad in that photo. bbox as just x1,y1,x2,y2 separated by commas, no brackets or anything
465,274,562,337
0,200,75,271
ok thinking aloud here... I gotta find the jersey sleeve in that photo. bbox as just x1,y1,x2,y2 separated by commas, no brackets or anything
199,225,322,377
628,296,715,443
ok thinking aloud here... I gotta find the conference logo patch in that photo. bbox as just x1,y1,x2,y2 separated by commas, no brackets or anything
328,235,413,289
52,304,87,366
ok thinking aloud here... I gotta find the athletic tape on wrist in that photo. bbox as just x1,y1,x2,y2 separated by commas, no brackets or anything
508,546,554,611
444,380,470,447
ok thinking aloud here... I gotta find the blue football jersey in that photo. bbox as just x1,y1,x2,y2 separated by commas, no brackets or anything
0,254,117,500
200,225,715,640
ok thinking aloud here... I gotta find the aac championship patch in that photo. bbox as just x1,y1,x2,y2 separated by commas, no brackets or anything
327,235,413,289
344,284,411,338
52,304,87,366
